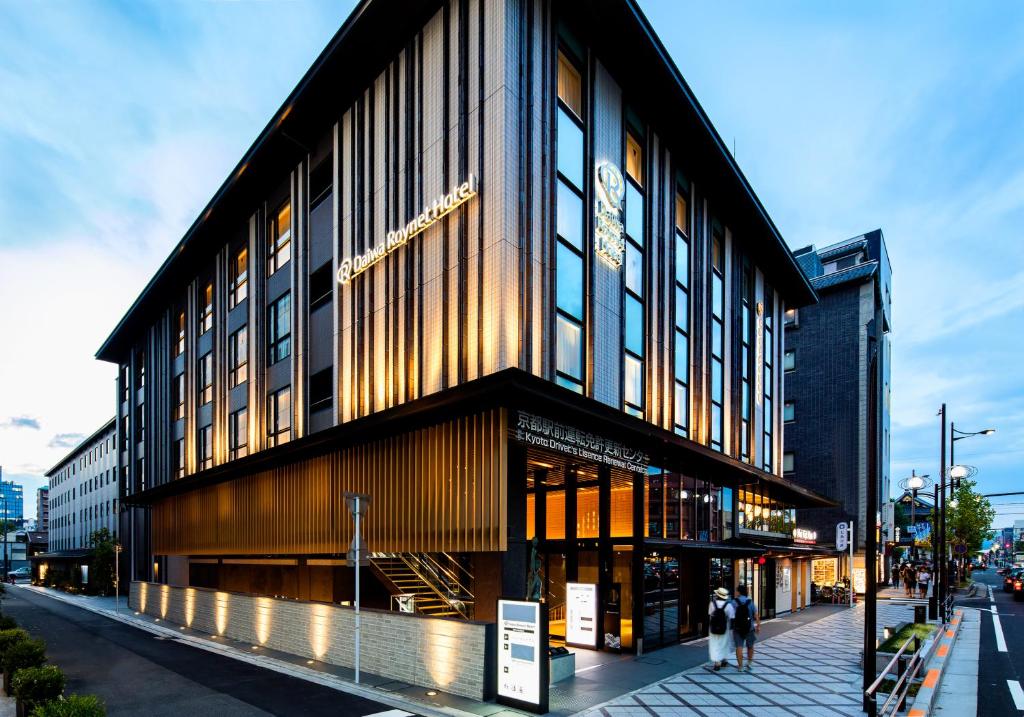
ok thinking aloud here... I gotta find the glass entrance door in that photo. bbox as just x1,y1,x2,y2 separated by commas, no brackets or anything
642,550,680,650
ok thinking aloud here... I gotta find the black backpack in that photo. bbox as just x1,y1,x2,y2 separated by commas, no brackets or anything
734,598,753,636
709,599,728,635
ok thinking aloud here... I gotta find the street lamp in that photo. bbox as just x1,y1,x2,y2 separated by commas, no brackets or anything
898,472,931,560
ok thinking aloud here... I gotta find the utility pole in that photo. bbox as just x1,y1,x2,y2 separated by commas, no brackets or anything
938,403,947,620
863,317,880,713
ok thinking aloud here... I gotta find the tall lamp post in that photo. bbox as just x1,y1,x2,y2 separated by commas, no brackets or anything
944,423,993,607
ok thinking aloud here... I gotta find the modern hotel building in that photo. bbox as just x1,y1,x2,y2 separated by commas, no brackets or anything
97,0,834,686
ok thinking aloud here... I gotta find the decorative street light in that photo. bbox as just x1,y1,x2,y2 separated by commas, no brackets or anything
898,472,932,560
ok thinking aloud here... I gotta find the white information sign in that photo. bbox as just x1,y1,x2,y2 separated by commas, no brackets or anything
836,522,849,552
565,582,598,648
853,567,866,594
497,599,547,713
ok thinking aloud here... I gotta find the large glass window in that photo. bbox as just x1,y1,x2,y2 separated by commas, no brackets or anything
230,407,248,460
674,190,690,436
555,51,586,394
763,288,775,471
200,283,213,334
267,293,291,364
197,352,212,406
174,311,185,357
709,227,725,451
229,326,248,387
623,131,645,418
229,246,248,308
197,425,212,471
740,263,753,461
267,386,291,447
268,201,291,275
172,373,185,421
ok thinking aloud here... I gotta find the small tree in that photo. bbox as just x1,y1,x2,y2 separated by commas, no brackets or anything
947,479,996,554
12,665,64,712
88,529,115,596
2,637,45,694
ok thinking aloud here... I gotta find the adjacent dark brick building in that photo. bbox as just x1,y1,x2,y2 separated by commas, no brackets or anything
783,230,891,575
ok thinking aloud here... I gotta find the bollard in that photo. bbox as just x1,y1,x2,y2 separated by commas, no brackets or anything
914,605,926,624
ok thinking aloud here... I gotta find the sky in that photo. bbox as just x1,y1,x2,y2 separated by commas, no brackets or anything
0,1,1021,528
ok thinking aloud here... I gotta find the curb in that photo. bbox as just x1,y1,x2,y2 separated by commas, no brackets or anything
14,585,480,717
905,608,963,717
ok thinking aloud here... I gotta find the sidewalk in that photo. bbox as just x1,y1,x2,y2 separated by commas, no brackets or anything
577,600,915,717
932,608,979,715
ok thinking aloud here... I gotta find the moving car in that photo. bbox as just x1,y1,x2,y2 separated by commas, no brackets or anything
1014,575,1024,602
1003,568,1023,592
6,567,29,580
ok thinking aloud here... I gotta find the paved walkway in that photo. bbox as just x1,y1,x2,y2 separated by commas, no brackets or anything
577,601,914,717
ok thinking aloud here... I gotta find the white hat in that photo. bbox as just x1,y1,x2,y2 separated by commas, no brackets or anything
714,587,730,599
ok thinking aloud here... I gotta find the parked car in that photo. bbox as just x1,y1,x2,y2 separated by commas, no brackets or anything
1003,568,1023,592
6,567,29,580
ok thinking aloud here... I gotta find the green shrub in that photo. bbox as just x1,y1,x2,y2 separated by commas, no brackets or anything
0,615,17,631
3,637,45,675
12,665,64,707
0,628,29,663
31,694,106,717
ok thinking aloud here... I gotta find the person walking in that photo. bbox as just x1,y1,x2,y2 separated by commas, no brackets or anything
732,584,760,671
707,586,734,671
903,562,915,598
918,564,931,599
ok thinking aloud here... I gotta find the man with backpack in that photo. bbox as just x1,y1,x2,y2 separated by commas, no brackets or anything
732,583,760,671
707,586,734,670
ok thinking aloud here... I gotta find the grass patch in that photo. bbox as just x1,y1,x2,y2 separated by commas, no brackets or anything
877,678,922,698
878,623,937,653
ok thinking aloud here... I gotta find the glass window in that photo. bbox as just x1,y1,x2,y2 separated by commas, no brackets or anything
675,192,688,236
268,201,292,275
711,319,722,359
674,384,687,431
229,326,248,387
711,273,723,319
625,242,643,296
555,315,583,384
784,350,795,371
711,359,723,399
174,311,185,357
230,246,248,308
783,453,795,474
624,354,643,409
197,353,212,406
267,293,291,364
172,373,185,421
557,51,582,118
556,243,584,320
197,425,212,471
784,308,798,326
556,109,584,190
230,408,248,460
625,182,644,243
675,233,688,288
200,283,213,334
267,386,291,447
784,401,795,422
711,233,723,273
556,181,583,250
626,133,642,186
625,294,643,356
674,331,688,380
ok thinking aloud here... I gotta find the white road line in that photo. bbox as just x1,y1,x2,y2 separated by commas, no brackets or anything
363,711,414,717
993,608,1009,653
991,584,996,603
1008,680,1024,711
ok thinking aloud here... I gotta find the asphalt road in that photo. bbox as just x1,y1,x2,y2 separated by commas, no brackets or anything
959,569,1024,716
2,587,420,717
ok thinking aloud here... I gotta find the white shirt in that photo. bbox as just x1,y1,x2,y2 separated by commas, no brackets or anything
709,598,736,618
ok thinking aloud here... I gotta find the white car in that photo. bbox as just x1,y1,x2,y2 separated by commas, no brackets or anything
6,567,30,580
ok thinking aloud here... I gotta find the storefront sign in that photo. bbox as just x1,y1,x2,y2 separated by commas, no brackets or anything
565,582,598,649
515,411,649,472
852,567,866,594
594,162,625,267
836,522,849,551
497,599,548,713
337,176,478,285
792,528,817,544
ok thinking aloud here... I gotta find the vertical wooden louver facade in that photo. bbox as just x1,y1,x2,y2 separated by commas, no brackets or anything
151,409,508,556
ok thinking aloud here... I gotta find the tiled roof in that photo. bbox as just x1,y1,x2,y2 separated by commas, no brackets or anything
809,260,878,290
818,236,868,261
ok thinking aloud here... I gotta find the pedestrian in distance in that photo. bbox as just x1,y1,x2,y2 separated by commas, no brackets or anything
732,583,760,671
707,586,735,671
918,564,931,599
903,563,915,598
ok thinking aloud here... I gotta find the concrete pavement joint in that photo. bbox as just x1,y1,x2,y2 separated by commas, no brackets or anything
16,585,481,717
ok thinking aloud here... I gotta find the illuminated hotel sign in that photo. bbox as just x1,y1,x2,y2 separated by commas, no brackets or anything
594,162,625,268
792,527,818,544
337,175,478,285
515,410,649,472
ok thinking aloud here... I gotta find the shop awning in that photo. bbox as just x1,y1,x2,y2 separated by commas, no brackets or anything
645,538,766,556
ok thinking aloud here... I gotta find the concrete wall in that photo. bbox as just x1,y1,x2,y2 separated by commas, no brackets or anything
130,581,493,700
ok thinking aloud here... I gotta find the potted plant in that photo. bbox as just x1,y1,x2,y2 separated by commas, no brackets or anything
2,638,46,695
12,665,64,717
31,694,106,717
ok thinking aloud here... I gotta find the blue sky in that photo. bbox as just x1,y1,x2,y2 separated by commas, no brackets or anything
0,1,1021,528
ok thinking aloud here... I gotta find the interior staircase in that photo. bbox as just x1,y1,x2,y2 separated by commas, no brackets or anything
369,552,475,619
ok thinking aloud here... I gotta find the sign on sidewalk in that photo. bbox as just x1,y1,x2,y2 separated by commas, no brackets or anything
836,522,849,551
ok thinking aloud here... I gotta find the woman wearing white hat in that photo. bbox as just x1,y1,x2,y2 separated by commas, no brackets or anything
707,586,735,670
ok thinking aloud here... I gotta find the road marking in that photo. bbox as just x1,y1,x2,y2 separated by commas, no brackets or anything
1009,680,1024,711
363,711,414,717
991,584,996,603
993,609,1008,653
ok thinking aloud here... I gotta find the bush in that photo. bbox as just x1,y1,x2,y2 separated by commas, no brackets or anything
0,615,17,631
31,694,106,717
3,637,45,693
12,665,64,707
0,628,29,664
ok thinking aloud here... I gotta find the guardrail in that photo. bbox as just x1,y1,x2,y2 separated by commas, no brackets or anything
864,635,925,717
